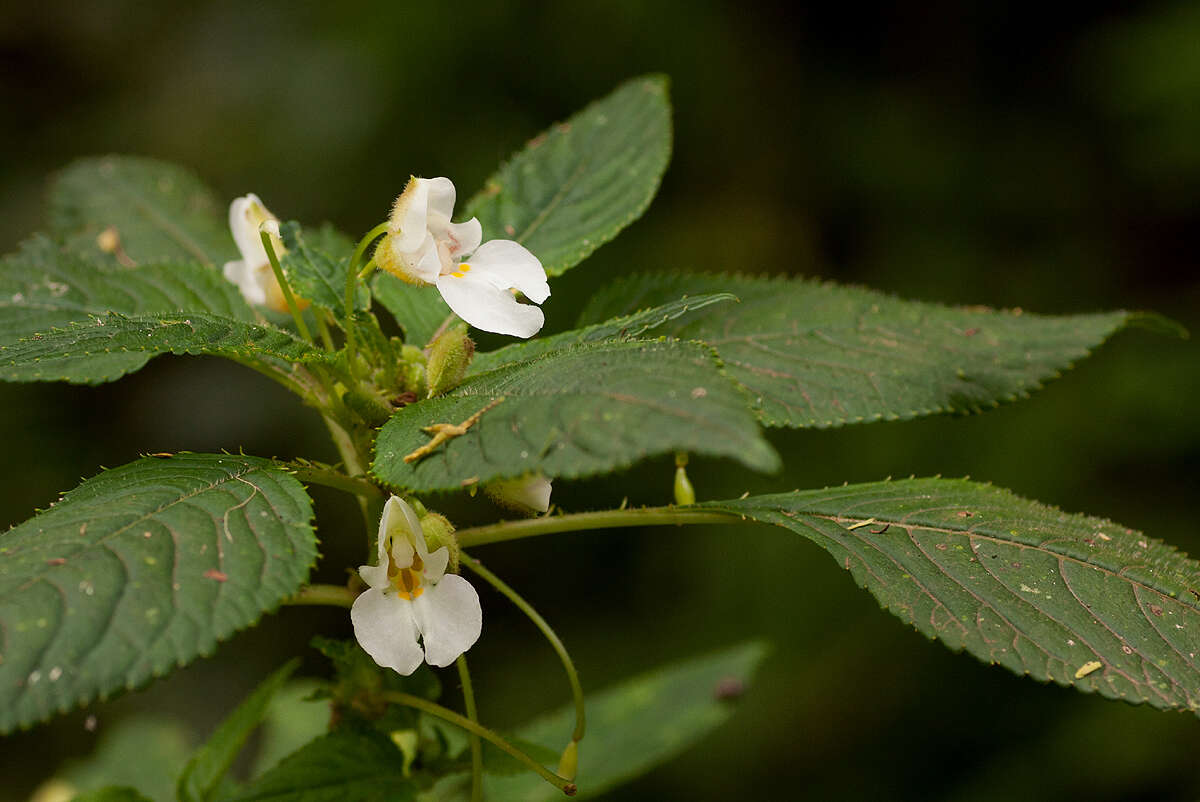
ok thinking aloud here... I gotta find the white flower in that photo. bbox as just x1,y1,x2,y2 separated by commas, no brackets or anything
351,496,482,674
375,177,550,338
484,474,553,515
223,194,304,314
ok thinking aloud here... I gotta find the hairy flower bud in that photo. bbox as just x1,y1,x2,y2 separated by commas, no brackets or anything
426,324,475,397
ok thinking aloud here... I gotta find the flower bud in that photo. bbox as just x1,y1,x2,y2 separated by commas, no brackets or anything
483,474,552,515
673,452,696,506
557,739,579,781
425,323,475,397
419,512,459,572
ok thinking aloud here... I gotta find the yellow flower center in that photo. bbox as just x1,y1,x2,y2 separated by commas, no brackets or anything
448,263,472,279
387,548,425,600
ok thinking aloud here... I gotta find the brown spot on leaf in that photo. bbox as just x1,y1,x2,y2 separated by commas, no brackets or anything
46,558,66,566
963,328,979,337
1150,604,1164,617
713,676,744,701
204,570,228,582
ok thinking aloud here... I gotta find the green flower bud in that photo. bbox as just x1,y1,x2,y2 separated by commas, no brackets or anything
557,739,579,781
426,323,475,397
673,453,696,506
419,512,459,573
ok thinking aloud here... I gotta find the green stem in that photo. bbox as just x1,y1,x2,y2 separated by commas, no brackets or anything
286,462,382,498
313,308,336,351
464,554,586,742
260,230,313,344
381,691,577,796
456,657,484,802
343,222,391,381
456,506,739,549
283,584,355,608
357,257,378,280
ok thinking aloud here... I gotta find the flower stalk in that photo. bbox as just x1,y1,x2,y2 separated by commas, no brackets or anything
456,656,484,802
456,506,741,549
260,229,313,344
380,691,577,796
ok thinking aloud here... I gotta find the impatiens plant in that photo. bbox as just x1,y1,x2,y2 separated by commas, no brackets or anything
0,75,1196,800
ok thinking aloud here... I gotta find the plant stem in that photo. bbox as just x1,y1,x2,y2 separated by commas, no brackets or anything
283,584,355,608
456,506,740,548
343,222,391,381
456,657,483,802
381,691,577,796
260,230,313,344
464,554,586,742
286,462,382,498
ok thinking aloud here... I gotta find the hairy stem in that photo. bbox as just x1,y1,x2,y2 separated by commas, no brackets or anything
286,462,382,498
342,222,390,381
456,506,739,548
260,230,313,344
464,554,586,741
381,691,577,796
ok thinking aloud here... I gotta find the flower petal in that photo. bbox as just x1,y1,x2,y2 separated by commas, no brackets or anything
443,218,482,261
391,178,431,252
467,240,550,304
424,177,458,223
411,574,482,668
485,474,553,514
351,587,425,675
222,259,268,307
435,270,545,338
228,194,271,268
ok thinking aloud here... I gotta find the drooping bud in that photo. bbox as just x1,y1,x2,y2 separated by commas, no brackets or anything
483,474,552,516
673,452,696,506
425,323,475,397
419,512,459,573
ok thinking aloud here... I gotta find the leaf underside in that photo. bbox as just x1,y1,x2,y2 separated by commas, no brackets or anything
0,454,317,734
580,272,1157,428
50,156,237,268
371,274,451,348
464,74,672,277
372,339,780,493
707,479,1200,715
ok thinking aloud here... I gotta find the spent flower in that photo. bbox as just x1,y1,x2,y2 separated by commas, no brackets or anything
223,194,305,314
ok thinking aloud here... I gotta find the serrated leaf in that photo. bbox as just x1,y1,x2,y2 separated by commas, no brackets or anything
371,274,450,348
50,156,236,268
0,235,253,348
0,454,317,734
371,340,779,493
427,642,768,801
471,292,737,374
218,729,416,802
278,222,367,317
463,75,672,277
179,660,300,802
704,480,1200,715
579,272,1170,428
0,311,320,385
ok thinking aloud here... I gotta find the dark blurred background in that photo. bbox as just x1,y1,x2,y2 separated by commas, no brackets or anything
2,1,1199,799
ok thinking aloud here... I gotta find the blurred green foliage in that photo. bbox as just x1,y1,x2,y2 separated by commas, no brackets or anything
1,1,1198,800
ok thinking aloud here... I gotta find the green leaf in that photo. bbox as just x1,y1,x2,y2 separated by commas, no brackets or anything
73,787,155,802
0,453,317,734
427,642,768,801
704,479,1200,715
218,729,416,802
371,274,450,347
50,156,236,268
57,715,193,801
371,340,779,493
0,311,320,385
471,291,737,374
463,75,672,277
0,236,255,383
179,660,300,802
579,272,1172,428
278,222,367,317
250,680,329,780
